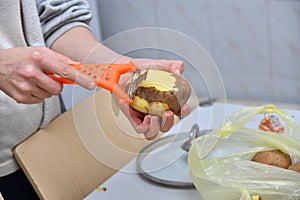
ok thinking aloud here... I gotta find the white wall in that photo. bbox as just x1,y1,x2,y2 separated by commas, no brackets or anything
95,0,300,105
62,0,300,109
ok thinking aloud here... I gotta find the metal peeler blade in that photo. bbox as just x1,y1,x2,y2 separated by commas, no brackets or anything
127,69,149,100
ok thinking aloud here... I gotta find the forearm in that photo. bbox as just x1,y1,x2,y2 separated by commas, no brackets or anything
50,26,128,63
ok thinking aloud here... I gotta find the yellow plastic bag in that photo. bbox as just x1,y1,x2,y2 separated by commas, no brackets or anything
188,104,300,200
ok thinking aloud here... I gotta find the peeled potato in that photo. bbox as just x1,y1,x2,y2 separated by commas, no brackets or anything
252,149,292,169
252,195,262,200
288,161,300,173
129,70,191,116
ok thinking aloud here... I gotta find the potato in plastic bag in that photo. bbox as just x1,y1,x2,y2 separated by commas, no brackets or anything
188,104,300,200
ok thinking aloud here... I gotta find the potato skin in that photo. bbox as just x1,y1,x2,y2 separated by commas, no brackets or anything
252,150,292,169
288,161,300,173
134,85,187,115
130,70,191,116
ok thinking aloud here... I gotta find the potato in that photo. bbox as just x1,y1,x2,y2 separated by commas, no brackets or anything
252,149,292,169
288,161,300,173
251,195,262,200
129,70,191,116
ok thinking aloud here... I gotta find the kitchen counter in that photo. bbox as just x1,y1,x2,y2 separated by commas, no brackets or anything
84,101,300,200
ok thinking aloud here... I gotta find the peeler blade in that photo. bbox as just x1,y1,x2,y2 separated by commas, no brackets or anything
127,69,149,100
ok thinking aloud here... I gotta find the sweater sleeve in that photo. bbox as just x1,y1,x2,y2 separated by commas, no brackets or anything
37,0,93,47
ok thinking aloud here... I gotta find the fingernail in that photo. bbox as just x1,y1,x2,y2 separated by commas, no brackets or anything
70,61,81,64
175,69,181,76
144,115,152,124
161,116,166,128
145,115,151,122
89,80,96,89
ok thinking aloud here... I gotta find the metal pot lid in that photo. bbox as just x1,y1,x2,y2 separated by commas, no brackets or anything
136,125,211,188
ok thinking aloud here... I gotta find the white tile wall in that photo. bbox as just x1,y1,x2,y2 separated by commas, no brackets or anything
89,0,300,106
271,77,300,104
155,0,212,52
210,0,269,75
222,73,273,103
269,1,300,79
268,0,300,104
96,0,157,39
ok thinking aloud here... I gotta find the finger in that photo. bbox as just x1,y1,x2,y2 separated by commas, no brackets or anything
29,94,46,104
143,116,161,140
119,103,154,135
7,76,48,104
119,103,146,127
15,65,63,96
55,64,96,90
170,60,184,75
37,47,75,64
132,115,151,134
135,59,184,75
160,110,175,132
31,50,96,90
156,60,185,75
30,85,52,99
5,86,44,104
179,104,190,117
35,73,64,95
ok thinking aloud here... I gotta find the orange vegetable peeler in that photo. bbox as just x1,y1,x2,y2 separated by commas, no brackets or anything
49,61,139,104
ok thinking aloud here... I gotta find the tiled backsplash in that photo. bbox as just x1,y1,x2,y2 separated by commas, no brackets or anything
74,0,299,110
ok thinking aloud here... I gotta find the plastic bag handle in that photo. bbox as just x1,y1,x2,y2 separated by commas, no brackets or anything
220,104,296,138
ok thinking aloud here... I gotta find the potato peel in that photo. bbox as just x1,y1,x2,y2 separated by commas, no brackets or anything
129,70,191,116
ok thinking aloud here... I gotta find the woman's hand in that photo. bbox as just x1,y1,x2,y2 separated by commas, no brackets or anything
0,46,96,104
117,58,190,140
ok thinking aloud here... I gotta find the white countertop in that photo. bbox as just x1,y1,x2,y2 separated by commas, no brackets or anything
84,102,300,200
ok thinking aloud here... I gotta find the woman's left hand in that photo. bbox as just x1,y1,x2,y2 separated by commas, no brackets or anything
117,58,190,140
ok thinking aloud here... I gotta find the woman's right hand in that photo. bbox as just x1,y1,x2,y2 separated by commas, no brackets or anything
0,46,96,104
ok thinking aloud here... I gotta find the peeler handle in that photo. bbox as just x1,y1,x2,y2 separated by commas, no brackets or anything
50,61,139,104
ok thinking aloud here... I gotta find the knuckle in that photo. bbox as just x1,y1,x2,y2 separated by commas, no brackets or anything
18,81,26,90
20,65,37,79
30,50,43,62
14,94,27,104
19,83,31,93
20,81,36,94
59,65,72,77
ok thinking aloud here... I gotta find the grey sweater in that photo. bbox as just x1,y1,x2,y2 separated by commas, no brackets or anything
0,0,92,176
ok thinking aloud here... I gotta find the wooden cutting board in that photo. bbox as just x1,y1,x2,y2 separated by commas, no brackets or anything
14,90,155,200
